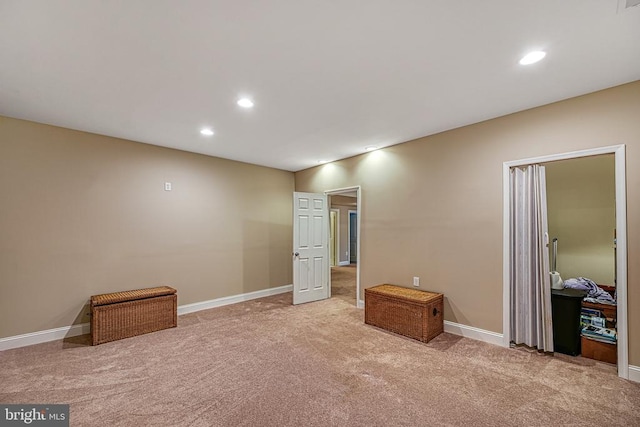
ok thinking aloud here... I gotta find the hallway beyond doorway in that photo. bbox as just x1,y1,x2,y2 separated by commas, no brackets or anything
331,265,356,305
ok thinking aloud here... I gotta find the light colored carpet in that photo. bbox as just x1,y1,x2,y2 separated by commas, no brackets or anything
1,289,639,426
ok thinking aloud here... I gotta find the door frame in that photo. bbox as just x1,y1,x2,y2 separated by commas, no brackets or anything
330,208,340,266
325,186,362,308
502,144,628,379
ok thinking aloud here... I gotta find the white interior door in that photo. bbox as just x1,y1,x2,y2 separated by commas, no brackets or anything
293,192,330,304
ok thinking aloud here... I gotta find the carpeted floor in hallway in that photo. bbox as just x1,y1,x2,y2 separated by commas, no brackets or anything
331,264,357,305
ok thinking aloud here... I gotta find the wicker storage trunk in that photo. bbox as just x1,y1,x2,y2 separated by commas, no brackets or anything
365,284,443,343
90,286,177,345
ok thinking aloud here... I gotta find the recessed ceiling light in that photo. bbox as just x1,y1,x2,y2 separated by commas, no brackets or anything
200,128,214,136
317,160,327,164
237,98,254,108
364,146,378,151
519,51,546,65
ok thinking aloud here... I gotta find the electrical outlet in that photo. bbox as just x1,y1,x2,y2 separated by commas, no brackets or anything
413,276,420,287
165,182,172,191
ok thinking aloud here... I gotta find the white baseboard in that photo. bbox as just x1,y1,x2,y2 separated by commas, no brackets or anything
177,284,292,315
629,365,640,383
0,323,91,352
443,320,505,347
337,261,350,266
0,284,293,352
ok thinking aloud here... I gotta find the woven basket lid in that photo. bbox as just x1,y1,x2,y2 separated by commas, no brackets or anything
91,286,176,306
366,284,441,303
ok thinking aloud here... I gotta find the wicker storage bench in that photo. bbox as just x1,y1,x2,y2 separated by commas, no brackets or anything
90,286,177,345
365,284,443,343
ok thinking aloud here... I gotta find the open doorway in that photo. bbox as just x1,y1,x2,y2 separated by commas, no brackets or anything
503,145,628,379
349,210,358,264
326,186,361,307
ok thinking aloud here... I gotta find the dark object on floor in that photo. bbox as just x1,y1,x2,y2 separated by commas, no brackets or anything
551,288,587,356
90,286,177,345
365,284,443,343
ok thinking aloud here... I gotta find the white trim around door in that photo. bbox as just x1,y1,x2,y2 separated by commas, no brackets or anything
330,208,340,267
502,144,628,380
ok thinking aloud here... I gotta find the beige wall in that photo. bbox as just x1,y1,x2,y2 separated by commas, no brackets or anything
295,81,640,365
545,155,616,285
0,116,294,338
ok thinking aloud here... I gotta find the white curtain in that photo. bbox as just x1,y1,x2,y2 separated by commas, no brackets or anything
510,165,554,352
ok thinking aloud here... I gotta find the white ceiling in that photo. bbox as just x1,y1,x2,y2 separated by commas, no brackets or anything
1,1,639,172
